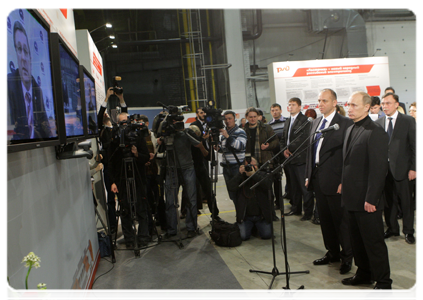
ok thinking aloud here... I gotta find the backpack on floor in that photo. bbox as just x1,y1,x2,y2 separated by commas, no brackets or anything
209,220,242,247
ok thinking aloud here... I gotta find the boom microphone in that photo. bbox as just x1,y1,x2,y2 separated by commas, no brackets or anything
294,117,313,134
315,123,340,133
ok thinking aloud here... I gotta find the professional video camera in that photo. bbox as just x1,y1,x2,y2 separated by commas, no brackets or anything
113,114,148,148
202,100,224,132
152,102,190,138
112,76,123,95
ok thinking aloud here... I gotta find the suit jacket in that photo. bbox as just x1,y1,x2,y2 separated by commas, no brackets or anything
8,68,51,139
341,116,389,211
280,112,311,165
305,113,353,195
375,113,416,181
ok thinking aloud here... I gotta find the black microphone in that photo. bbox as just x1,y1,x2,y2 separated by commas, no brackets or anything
264,133,276,144
294,117,313,134
315,123,340,133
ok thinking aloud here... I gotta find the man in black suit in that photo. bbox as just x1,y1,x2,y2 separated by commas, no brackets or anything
305,89,353,274
280,97,313,220
341,91,392,289
376,93,416,244
8,21,51,140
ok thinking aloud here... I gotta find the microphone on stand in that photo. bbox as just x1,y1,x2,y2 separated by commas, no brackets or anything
315,123,340,133
294,117,313,134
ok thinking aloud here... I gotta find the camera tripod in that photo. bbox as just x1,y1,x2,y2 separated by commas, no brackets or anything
161,134,199,249
111,152,161,258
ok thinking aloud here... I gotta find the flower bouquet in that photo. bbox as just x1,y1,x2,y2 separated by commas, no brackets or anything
6,252,56,300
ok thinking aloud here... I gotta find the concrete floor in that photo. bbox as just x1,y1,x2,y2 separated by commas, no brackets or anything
198,176,420,300
95,174,416,296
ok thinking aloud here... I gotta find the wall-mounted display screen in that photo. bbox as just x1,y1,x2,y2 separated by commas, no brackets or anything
59,43,84,138
82,69,98,135
7,9,58,146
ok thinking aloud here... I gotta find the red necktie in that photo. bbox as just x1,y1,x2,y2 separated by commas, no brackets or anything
25,92,33,135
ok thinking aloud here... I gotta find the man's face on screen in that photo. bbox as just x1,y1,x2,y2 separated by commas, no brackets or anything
14,29,32,87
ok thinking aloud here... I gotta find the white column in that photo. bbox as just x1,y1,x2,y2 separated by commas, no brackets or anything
224,10,248,109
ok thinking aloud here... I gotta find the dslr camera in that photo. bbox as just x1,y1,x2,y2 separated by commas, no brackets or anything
244,153,254,172
112,76,123,95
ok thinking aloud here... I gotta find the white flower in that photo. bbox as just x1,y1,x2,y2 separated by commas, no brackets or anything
21,252,41,269
37,283,47,289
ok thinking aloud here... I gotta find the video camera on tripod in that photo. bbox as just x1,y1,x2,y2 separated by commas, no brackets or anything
113,114,149,149
152,102,190,138
202,100,225,136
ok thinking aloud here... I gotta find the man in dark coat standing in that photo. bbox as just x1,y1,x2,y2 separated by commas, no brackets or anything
305,89,353,275
341,91,392,289
376,92,416,244
280,98,313,219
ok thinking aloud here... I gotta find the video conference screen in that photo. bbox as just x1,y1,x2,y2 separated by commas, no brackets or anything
7,9,57,144
83,71,98,135
59,43,84,138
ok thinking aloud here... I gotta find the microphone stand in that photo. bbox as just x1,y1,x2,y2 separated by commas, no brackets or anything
245,130,328,289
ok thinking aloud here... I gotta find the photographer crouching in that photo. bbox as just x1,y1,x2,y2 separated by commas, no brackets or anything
108,112,151,249
227,156,273,241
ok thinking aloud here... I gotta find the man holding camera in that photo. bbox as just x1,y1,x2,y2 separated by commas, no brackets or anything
227,157,273,240
157,119,209,238
97,87,128,234
108,112,151,248
218,111,247,204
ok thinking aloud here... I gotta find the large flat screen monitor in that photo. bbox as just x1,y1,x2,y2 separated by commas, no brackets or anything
59,43,84,138
50,32,85,144
7,9,59,152
79,65,98,137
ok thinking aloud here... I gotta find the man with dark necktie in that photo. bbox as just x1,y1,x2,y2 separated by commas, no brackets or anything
280,98,313,220
304,89,353,275
375,92,416,244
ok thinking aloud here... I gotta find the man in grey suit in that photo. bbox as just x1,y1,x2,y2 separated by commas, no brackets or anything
305,89,353,275
375,92,416,244
341,91,392,289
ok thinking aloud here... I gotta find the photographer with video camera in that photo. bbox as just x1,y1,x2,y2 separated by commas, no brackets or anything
227,156,273,241
155,104,208,239
108,112,151,249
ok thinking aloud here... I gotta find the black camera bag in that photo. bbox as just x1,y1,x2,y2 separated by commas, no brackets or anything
209,220,242,247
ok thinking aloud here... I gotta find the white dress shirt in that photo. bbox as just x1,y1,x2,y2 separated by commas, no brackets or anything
314,109,336,164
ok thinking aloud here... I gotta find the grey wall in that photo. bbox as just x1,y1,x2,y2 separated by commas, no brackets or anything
365,21,416,109
7,147,98,289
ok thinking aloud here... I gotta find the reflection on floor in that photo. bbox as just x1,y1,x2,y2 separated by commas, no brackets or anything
93,175,416,292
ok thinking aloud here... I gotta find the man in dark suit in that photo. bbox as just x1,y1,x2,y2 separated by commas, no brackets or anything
376,93,416,244
280,97,314,220
341,91,392,289
8,21,51,140
305,89,353,274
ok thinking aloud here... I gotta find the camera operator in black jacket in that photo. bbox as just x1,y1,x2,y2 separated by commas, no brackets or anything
227,156,273,241
108,112,150,248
